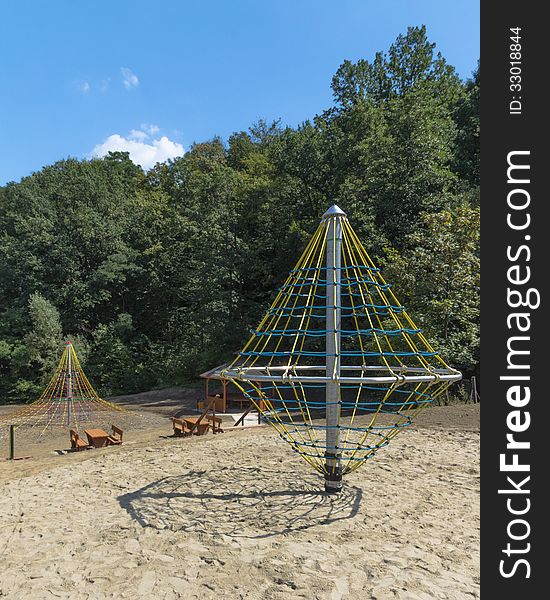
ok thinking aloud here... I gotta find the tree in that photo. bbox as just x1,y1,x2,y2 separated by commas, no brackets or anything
2,293,64,402
24,292,64,375
453,64,480,186
382,203,480,375
331,25,462,108
0,26,480,403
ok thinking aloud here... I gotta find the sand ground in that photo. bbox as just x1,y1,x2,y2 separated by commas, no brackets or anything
0,395,479,600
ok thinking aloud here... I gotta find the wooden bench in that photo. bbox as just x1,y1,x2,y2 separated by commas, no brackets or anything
206,415,224,434
107,425,123,445
70,429,91,451
172,398,217,437
172,417,193,437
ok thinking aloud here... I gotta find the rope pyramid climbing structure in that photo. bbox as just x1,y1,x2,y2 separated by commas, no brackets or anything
219,205,462,492
1,341,129,436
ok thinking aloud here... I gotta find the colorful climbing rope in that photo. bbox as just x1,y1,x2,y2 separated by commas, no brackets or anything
217,205,461,492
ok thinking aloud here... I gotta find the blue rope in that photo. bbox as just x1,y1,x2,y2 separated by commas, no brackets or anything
290,265,381,273
280,290,400,300
245,397,433,410
282,439,391,457
239,350,437,358
267,302,406,314
250,327,421,338
260,405,427,418
279,278,391,291
243,383,433,398
242,385,434,405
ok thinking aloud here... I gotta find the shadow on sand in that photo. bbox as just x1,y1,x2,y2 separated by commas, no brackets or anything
118,465,362,539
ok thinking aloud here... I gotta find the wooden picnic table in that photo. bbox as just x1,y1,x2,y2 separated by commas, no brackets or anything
84,428,110,448
183,418,210,435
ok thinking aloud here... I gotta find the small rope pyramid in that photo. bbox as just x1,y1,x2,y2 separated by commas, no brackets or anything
219,205,462,492
1,341,129,436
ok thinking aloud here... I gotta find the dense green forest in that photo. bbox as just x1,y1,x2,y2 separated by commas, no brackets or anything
0,27,479,403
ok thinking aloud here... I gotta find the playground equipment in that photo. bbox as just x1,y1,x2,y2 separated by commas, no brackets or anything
215,205,461,493
1,341,129,436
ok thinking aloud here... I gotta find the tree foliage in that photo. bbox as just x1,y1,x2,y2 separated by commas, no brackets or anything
0,27,479,403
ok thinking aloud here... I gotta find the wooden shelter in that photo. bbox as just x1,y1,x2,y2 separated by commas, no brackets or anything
199,364,264,414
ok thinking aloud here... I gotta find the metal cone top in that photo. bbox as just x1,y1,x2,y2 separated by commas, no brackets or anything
322,204,347,220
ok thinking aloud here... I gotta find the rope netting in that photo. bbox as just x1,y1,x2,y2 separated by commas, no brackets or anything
220,206,461,484
1,342,129,436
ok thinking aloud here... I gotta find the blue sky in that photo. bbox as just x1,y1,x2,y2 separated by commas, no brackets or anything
0,0,479,185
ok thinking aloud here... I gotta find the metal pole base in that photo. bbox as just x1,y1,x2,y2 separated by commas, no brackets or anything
324,479,343,494
324,459,343,494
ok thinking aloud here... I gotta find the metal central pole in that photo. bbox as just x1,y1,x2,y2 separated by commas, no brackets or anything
324,205,345,493
66,342,73,426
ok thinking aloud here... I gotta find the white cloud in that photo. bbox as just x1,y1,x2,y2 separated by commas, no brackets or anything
121,67,139,89
140,123,159,136
91,131,184,170
127,124,161,142
100,78,110,93
129,129,148,141
80,81,90,94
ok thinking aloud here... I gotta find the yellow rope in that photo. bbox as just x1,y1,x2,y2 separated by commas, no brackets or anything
2,343,133,435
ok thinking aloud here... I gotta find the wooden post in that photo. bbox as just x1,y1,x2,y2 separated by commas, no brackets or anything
470,376,480,403
257,381,262,423
199,378,209,412
212,391,216,434
9,424,15,460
